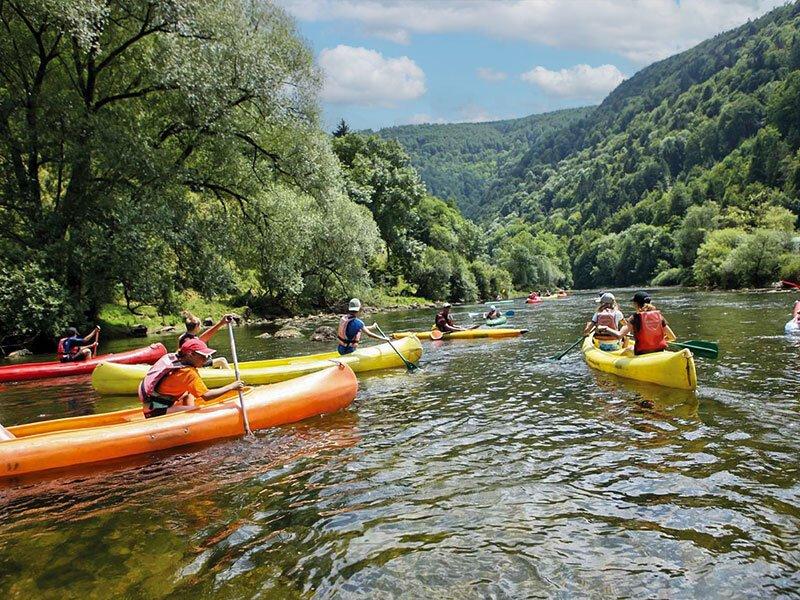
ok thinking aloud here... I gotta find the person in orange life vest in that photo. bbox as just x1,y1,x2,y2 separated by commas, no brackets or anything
177,311,234,369
434,303,467,333
604,291,677,355
337,298,387,356
57,326,100,362
138,337,244,418
583,292,627,351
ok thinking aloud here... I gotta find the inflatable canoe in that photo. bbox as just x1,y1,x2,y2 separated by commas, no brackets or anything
0,343,167,383
1,365,357,479
581,335,696,390
392,328,528,340
786,319,800,334
92,337,422,396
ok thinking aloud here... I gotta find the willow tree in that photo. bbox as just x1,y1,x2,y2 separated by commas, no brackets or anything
0,0,346,319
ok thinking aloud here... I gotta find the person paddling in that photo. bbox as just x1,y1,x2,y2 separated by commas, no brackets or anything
435,303,467,333
56,326,100,363
603,291,676,355
584,292,626,351
484,305,502,320
337,298,387,356
138,338,244,419
178,311,233,368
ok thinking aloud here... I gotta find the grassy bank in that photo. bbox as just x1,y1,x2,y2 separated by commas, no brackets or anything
98,292,245,339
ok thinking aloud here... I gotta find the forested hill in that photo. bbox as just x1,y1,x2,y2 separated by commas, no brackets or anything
372,108,592,218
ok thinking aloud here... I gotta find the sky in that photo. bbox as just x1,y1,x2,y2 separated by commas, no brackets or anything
278,0,786,131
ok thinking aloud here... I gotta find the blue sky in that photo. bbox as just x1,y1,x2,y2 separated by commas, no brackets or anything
279,0,784,131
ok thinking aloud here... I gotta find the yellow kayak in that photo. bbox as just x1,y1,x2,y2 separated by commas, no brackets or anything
92,336,422,395
392,328,528,340
581,335,697,390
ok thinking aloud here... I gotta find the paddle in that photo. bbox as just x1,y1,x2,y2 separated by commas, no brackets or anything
549,336,585,360
668,339,719,359
91,326,101,358
374,324,418,371
227,318,253,436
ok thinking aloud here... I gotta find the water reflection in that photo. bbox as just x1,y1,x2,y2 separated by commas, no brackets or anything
1,289,799,597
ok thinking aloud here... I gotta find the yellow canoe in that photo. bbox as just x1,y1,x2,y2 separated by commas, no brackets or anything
392,328,528,340
581,335,697,390
92,336,422,396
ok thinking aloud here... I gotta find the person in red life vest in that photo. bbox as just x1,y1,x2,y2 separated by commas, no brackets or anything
604,291,677,355
434,303,467,333
177,311,234,369
138,337,244,419
337,298,387,356
583,292,627,351
56,326,100,362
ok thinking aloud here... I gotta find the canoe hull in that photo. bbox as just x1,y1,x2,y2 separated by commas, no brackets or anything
0,343,167,383
392,328,528,340
2,365,357,478
92,336,422,396
582,336,697,390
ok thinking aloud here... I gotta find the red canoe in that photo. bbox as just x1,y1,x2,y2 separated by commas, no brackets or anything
0,343,167,383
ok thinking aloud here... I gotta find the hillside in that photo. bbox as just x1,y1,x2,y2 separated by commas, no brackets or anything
373,108,592,218
388,2,800,289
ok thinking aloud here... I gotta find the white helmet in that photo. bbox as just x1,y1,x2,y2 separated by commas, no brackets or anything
348,298,362,312
490,305,497,310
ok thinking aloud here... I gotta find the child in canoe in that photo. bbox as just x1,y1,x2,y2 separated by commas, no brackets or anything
179,311,234,368
584,292,626,351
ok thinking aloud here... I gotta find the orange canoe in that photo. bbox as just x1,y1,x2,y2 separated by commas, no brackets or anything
1,364,357,479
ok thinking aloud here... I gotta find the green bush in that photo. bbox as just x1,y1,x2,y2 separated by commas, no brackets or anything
0,263,75,341
779,253,800,282
651,267,685,286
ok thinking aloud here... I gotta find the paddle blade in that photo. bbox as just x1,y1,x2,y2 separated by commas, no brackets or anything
430,330,444,340
669,341,719,359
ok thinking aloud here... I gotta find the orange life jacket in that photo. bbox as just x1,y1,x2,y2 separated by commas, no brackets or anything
634,310,668,353
337,315,361,349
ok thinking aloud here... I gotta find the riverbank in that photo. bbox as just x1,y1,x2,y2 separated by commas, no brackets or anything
97,290,438,340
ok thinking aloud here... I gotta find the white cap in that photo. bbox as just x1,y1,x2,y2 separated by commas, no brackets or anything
596,292,616,304
442,302,452,308
348,298,362,311
490,305,497,310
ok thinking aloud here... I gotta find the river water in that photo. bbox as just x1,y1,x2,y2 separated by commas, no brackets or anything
0,289,798,598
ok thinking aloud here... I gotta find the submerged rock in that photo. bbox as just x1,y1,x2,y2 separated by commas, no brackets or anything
7,349,31,358
255,332,272,339
130,324,148,337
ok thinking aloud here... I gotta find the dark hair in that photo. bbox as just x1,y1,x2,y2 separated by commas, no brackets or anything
65,327,78,337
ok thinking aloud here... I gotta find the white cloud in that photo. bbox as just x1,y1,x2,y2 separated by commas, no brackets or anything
406,113,448,125
281,0,784,64
458,104,497,123
521,64,625,100
318,45,426,106
373,28,411,45
477,67,507,82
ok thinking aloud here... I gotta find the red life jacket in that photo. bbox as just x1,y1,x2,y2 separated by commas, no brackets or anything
594,310,618,341
634,310,668,353
138,353,187,404
337,315,361,349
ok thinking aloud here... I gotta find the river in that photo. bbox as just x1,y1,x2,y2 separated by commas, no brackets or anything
0,289,798,598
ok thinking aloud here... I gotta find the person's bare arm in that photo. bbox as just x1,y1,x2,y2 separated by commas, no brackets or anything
202,380,245,401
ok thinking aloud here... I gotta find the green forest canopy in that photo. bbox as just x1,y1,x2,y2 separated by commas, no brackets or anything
1,0,799,342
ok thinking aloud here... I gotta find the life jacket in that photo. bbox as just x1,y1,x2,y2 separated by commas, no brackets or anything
138,353,188,405
634,310,668,353
56,337,79,359
594,310,618,341
337,315,361,349
435,311,452,331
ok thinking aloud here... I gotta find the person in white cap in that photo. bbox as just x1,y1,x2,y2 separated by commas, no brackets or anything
337,298,387,355
484,305,502,319
434,303,467,333
583,292,626,351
